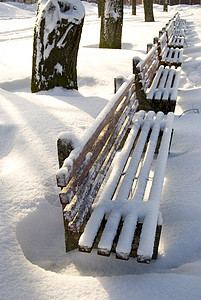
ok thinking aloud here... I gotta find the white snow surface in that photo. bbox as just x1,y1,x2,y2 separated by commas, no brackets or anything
1,1,201,299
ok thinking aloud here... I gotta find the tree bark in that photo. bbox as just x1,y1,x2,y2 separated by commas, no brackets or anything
99,0,123,49
143,0,154,22
31,0,85,93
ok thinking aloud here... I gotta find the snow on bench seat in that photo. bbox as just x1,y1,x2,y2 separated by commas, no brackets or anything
79,111,174,263
147,65,181,102
133,44,181,112
166,17,185,49
168,35,185,48
158,31,183,67
173,12,187,31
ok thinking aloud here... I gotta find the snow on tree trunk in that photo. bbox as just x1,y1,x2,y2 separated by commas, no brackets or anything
99,0,123,49
143,0,154,22
31,0,85,93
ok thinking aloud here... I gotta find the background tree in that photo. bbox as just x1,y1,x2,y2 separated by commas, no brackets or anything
143,0,154,22
31,0,85,93
132,0,136,16
99,0,124,49
163,0,168,11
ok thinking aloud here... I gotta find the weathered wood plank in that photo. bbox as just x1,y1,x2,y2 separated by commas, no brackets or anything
63,94,137,221
69,99,138,233
59,76,135,186
59,78,136,204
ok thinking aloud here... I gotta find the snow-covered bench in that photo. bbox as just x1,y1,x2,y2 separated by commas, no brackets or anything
134,13,185,112
166,14,186,48
133,45,181,113
173,12,187,33
56,75,174,263
157,31,183,67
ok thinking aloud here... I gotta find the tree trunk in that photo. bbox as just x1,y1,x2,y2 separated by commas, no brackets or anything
143,0,154,22
99,0,123,49
132,0,136,15
31,0,85,93
163,0,168,11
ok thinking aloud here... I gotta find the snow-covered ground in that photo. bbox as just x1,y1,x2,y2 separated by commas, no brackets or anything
1,1,201,299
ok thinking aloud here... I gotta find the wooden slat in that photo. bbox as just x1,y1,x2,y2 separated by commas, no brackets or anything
168,36,185,48
144,59,159,90
137,45,158,72
137,112,174,262
170,68,181,101
116,213,138,260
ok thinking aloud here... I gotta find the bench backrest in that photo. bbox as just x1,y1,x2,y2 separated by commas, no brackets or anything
57,75,138,232
136,45,159,92
157,31,168,61
173,12,180,28
166,20,175,40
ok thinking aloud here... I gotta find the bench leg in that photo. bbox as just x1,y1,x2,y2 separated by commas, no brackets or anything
129,223,162,261
129,222,143,258
63,208,90,252
152,225,162,260
63,213,81,252
57,137,74,169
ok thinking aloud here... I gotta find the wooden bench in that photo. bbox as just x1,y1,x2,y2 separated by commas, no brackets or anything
166,15,186,49
173,12,187,32
133,44,181,113
157,31,183,67
56,75,174,263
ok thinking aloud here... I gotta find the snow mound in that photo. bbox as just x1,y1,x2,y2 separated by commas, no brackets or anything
0,2,35,19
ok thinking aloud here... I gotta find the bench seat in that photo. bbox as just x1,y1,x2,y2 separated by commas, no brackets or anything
133,44,181,112
161,47,183,66
166,17,185,48
158,31,183,67
147,65,181,102
168,35,185,48
79,111,174,262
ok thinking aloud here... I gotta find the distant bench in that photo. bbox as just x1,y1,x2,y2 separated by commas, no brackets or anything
166,13,186,48
133,47,181,113
56,75,174,263
157,31,183,67
133,13,186,113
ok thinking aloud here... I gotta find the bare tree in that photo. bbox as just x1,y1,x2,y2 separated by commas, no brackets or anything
143,0,154,22
132,0,136,15
163,0,168,11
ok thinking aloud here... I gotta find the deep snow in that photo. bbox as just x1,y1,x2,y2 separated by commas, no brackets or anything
1,1,201,299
